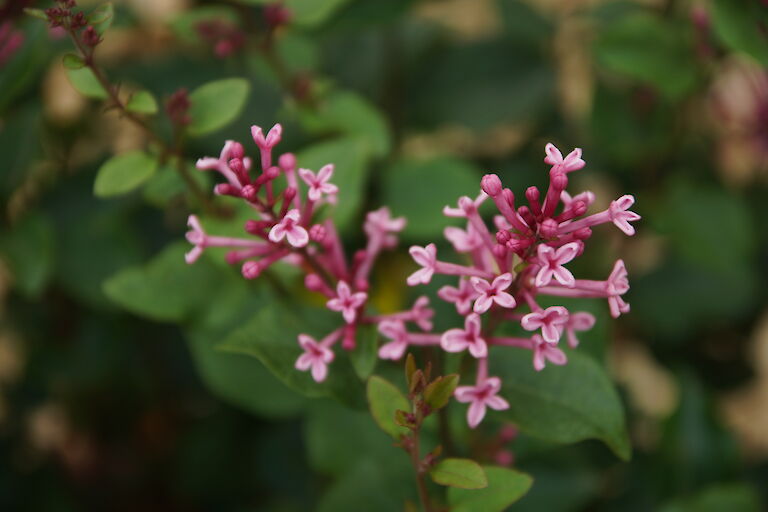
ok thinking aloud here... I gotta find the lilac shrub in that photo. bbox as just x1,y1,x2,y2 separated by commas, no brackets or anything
184,125,639,430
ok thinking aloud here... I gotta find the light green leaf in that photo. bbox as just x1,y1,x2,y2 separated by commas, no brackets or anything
430,458,488,489
711,0,768,66
366,375,410,438
126,90,158,115
297,91,390,157
89,2,114,34
491,348,631,460
24,7,48,20
66,67,108,100
188,78,250,137
217,304,365,408
94,151,158,197
447,466,533,511
62,53,85,70
423,374,459,412
380,156,480,239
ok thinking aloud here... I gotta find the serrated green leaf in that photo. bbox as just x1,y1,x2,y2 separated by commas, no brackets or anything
423,374,459,412
490,348,631,460
188,78,250,136
66,66,108,100
447,466,533,512
62,53,85,69
94,151,158,197
217,304,365,408
430,458,487,489
89,2,114,34
126,90,158,115
366,375,410,438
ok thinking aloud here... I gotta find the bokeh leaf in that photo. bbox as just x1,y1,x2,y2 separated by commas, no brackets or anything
126,90,158,115
430,458,487,489
366,375,410,438
94,151,158,197
447,466,533,511
66,66,108,100
710,0,768,66
188,78,250,137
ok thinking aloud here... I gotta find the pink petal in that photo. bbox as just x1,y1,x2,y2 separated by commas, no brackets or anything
541,323,563,344
286,226,309,247
552,266,575,287
185,246,203,264
407,267,433,286
473,295,493,314
295,353,313,371
554,242,580,265
336,281,351,300
486,395,510,411
467,400,487,428
533,349,546,371
378,340,407,360
438,285,460,302
544,143,563,165
534,267,554,287
493,273,513,290
342,307,356,324
298,168,315,185
441,329,469,352
268,224,286,243
614,195,635,210
468,338,488,358
521,312,543,331
311,361,328,382
544,346,567,366
454,386,477,402
493,291,516,308
409,245,431,267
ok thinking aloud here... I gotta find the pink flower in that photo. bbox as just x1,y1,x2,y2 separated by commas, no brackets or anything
185,215,206,263
606,260,630,318
326,281,368,324
411,296,435,331
407,243,437,286
438,278,480,315
521,306,570,344
565,312,596,348
560,190,595,208
295,334,334,382
251,123,282,149
544,143,585,174
378,320,408,360
534,242,579,287
532,335,567,371
443,193,487,218
364,207,406,248
444,224,483,253
470,273,516,313
608,195,641,236
269,209,309,247
299,164,338,201
455,377,510,428
196,140,249,188
441,314,487,358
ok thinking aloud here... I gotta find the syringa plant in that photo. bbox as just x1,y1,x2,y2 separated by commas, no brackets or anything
185,127,638,427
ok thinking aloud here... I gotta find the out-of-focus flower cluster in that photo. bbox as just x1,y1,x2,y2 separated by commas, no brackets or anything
184,124,433,384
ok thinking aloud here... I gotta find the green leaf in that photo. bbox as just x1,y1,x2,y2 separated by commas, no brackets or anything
423,374,459,412
711,0,768,66
217,304,365,408
94,151,158,197
0,213,54,298
430,458,488,489
62,53,85,70
317,458,415,512
447,466,533,511
285,0,352,27
126,90,158,115
366,375,410,438
103,243,222,322
23,7,48,20
66,67,108,100
89,2,114,34
380,156,480,239
350,323,378,380
170,6,238,44
594,13,697,101
295,136,370,231
491,348,631,460
188,78,250,137
297,91,390,157
660,483,762,512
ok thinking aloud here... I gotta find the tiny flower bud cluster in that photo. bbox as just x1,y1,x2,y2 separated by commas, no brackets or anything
44,1,100,49
184,124,434,383
400,143,639,428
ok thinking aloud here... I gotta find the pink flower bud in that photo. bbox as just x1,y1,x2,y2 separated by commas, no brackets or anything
502,189,515,209
229,142,245,160
518,206,535,227
539,218,558,239
496,230,511,245
481,174,503,196
309,224,326,242
525,186,540,203
304,273,325,292
245,219,270,235
574,227,592,240
242,261,261,279
550,170,568,191
240,184,257,201
279,152,296,171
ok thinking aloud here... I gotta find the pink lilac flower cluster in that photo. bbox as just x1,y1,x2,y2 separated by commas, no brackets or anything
396,143,639,428
184,124,434,383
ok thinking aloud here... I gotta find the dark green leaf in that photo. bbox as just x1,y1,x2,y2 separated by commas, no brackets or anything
0,213,54,297
366,375,410,438
285,0,352,26
126,90,158,115
430,458,488,489
447,466,533,511
423,374,459,412
491,348,630,460
711,0,768,66
188,78,250,137
94,151,158,197
660,483,761,512
350,323,378,379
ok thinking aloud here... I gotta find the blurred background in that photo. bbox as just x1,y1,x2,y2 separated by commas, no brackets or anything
1,0,767,510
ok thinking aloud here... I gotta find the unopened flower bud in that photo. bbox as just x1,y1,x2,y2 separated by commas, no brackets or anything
518,206,535,227
502,188,515,209
496,230,511,245
492,244,507,259
571,200,587,217
574,227,592,240
549,169,568,191
242,261,261,279
245,219,270,235
279,152,296,171
81,26,101,47
304,273,325,292
525,186,540,203
214,183,238,196
309,224,326,242
229,142,245,160
539,218,558,239
240,184,257,201
481,174,503,197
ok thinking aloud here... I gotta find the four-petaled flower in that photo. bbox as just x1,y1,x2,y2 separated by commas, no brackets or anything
455,377,510,428
441,313,487,358
521,306,570,344
378,320,408,360
327,280,368,324
365,207,406,248
535,242,579,287
438,278,479,316
411,296,435,331
532,334,567,371
295,334,334,382
608,195,641,236
544,143,585,174
299,164,338,201
185,215,206,263
565,312,596,348
470,273,516,314
269,209,309,247
407,243,437,286
606,259,630,318
444,225,483,253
